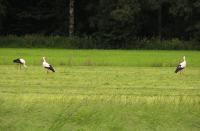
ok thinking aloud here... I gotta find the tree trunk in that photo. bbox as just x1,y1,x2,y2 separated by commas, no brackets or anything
158,4,162,40
69,0,75,36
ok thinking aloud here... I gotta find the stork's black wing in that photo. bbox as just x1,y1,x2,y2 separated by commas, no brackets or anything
13,58,22,64
46,65,55,72
175,65,184,73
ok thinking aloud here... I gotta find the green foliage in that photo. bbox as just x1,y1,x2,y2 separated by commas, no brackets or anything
169,0,200,40
0,35,199,50
4,0,68,34
1,0,200,48
0,0,6,16
132,38,200,50
0,35,96,49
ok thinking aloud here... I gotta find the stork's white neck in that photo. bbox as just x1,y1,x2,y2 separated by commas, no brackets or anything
43,57,46,62
183,56,186,61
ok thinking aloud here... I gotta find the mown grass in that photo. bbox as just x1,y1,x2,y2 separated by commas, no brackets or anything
0,49,200,131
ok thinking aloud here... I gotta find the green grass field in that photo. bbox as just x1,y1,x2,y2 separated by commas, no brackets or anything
0,49,200,131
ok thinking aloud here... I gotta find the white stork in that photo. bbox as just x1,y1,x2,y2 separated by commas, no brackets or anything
42,57,55,73
175,56,186,73
13,58,27,69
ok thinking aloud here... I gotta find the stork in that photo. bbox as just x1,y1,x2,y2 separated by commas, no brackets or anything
175,56,186,74
42,57,55,73
13,58,27,69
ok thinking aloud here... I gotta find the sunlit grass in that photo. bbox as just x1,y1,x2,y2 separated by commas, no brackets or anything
0,49,200,131
0,65,200,131
0,48,200,67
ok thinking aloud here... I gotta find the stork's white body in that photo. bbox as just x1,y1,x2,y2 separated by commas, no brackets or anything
19,59,27,68
175,56,186,73
13,58,27,69
19,59,25,64
42,59,50,68
42,57,55,73
180,60,186,68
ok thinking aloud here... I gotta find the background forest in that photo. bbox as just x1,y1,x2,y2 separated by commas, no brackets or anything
0,0,200,49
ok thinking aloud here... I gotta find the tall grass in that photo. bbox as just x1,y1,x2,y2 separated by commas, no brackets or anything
0,35,95,48
0,35,199,49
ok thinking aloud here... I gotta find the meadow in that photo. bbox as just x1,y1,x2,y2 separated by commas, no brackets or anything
0,48,200,131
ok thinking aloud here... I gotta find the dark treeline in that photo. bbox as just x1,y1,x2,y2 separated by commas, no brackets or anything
0,0,200,49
